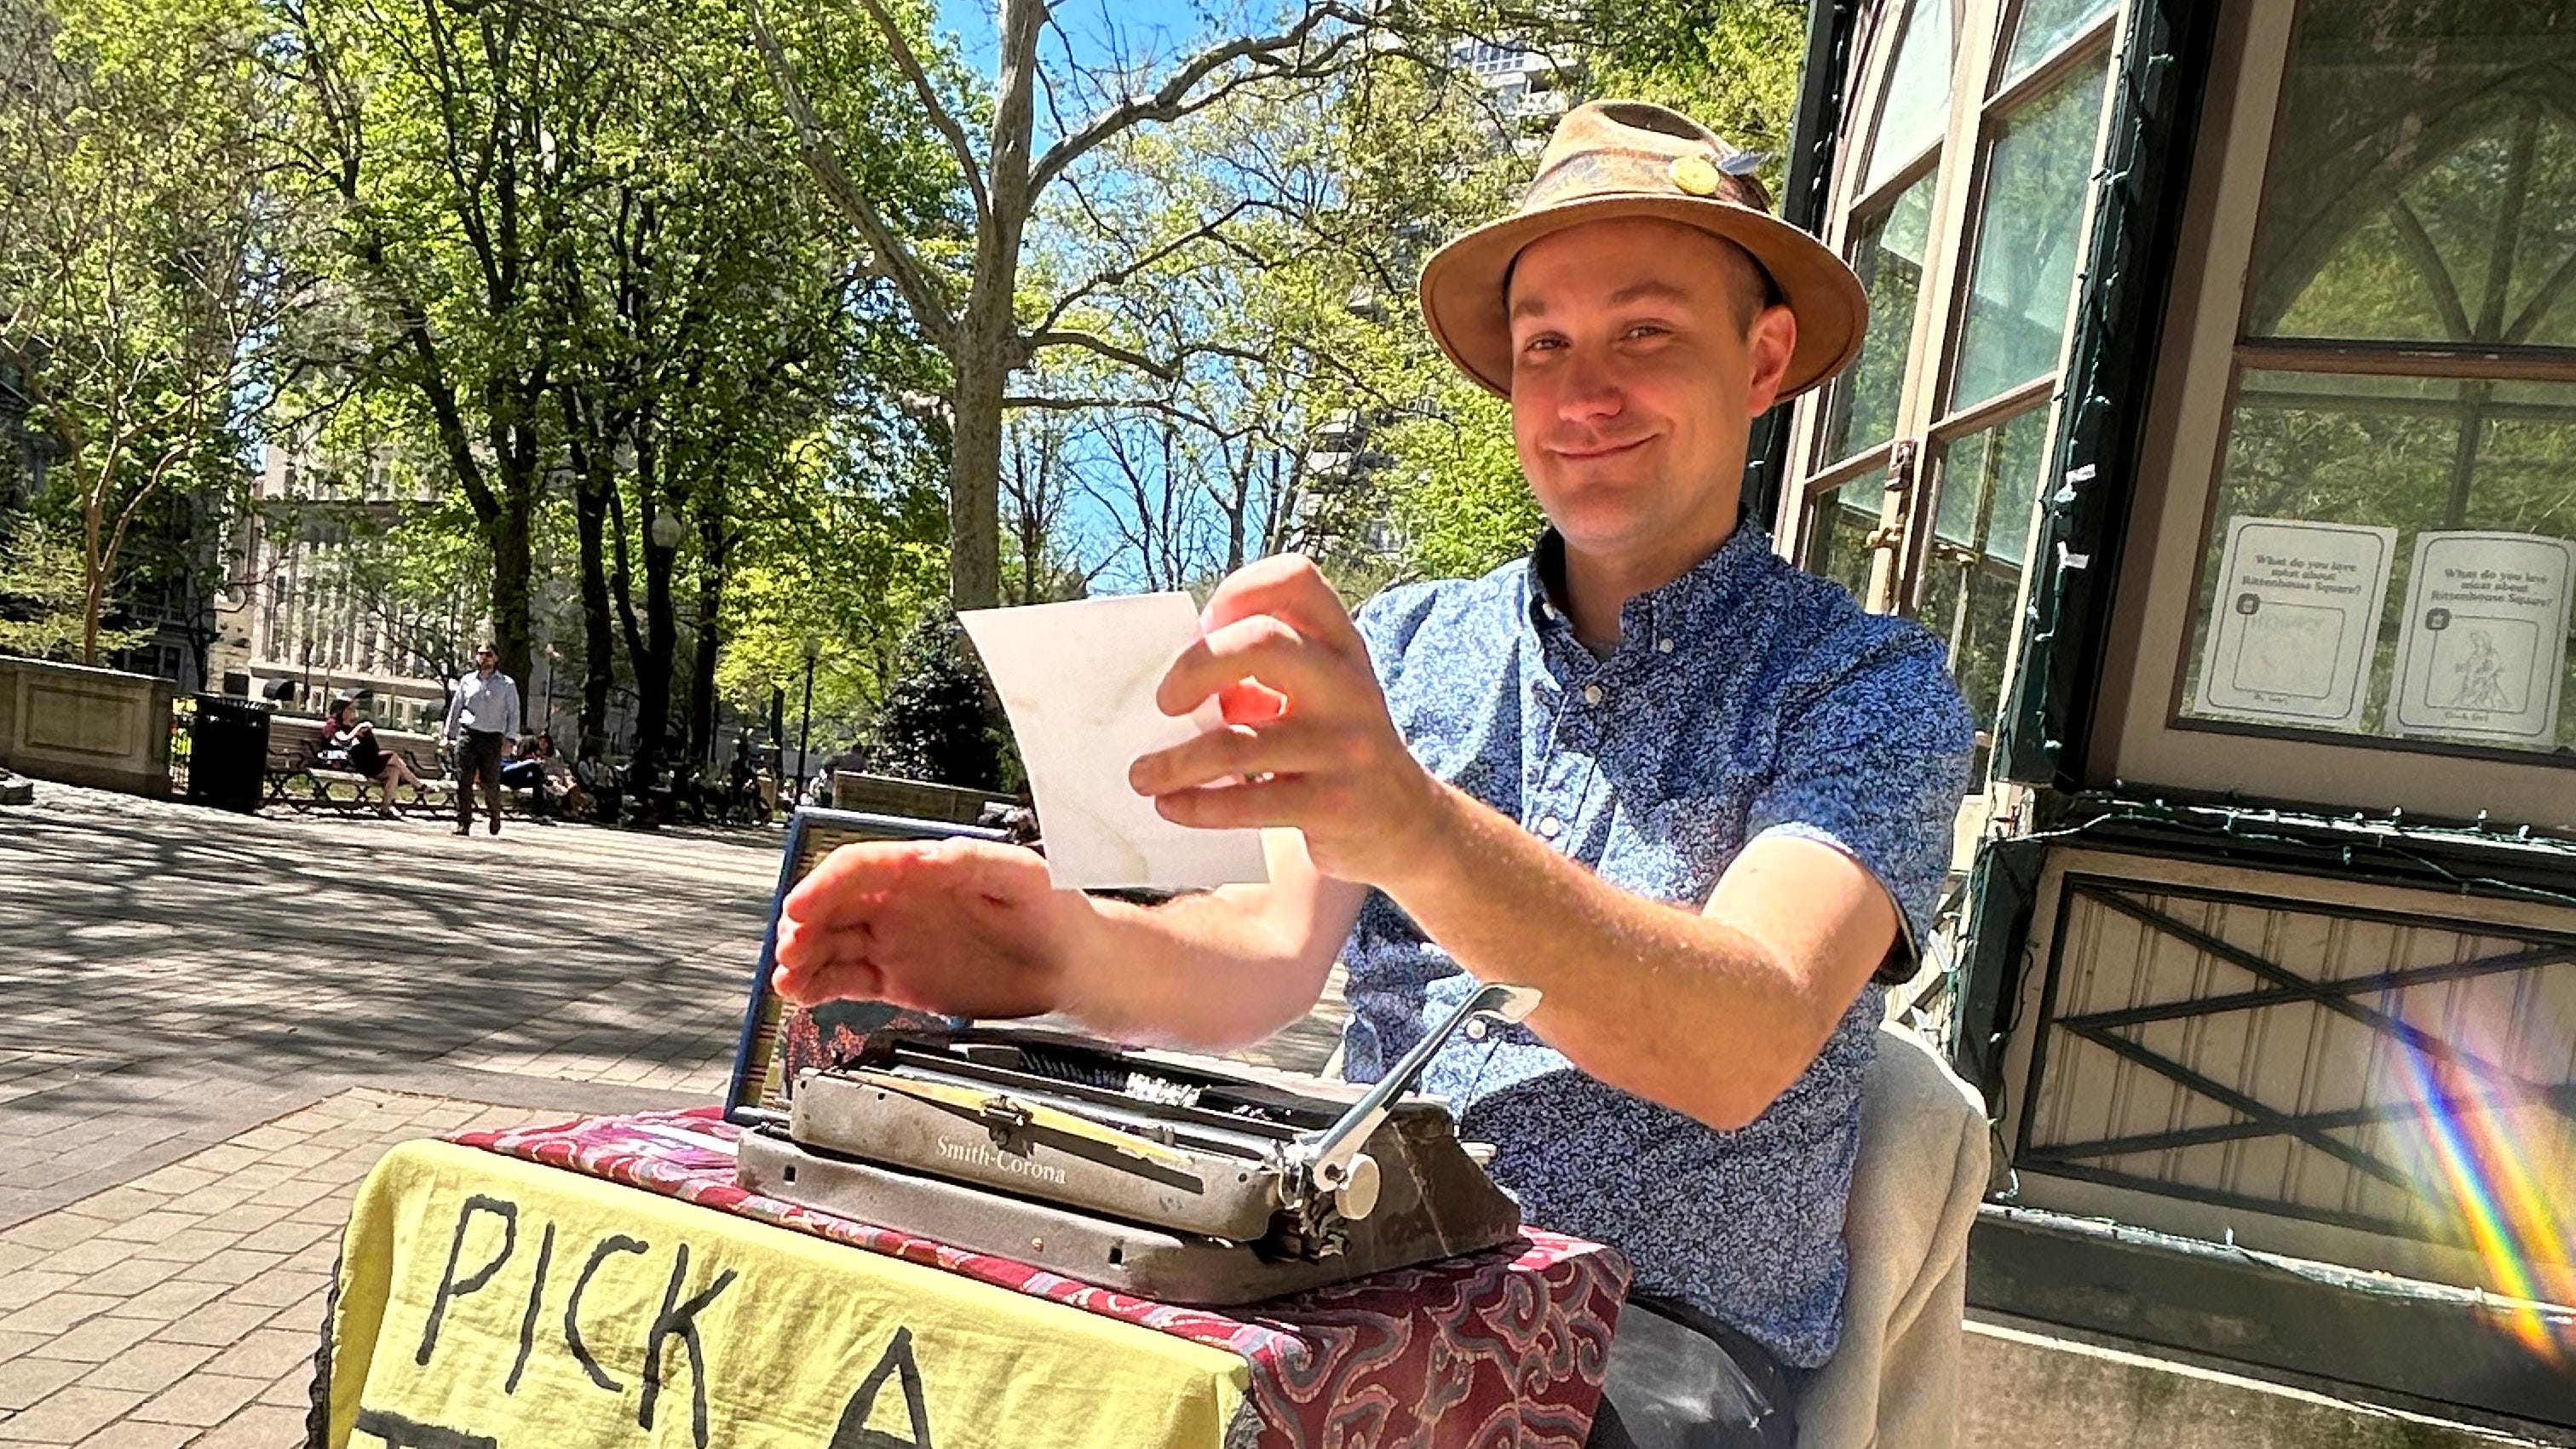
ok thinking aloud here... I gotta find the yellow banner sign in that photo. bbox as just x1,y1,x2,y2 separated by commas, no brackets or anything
323,1141,1251,1449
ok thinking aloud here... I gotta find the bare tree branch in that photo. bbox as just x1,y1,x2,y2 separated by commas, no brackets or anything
1003,393,1222,434
1025,327,1174,381
1026,0,1371,200
1029,196,1253,337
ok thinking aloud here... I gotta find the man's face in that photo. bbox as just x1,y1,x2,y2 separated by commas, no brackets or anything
1505,217,1797,562
475,649,497,676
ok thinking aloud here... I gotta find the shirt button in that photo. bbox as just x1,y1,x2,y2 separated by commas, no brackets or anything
1581,684,1603,704
1464,1018,1489,1042
1538,816,1562,838
1656,638,1674,653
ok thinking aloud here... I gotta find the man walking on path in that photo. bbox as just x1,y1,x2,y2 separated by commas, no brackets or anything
444,643,521,837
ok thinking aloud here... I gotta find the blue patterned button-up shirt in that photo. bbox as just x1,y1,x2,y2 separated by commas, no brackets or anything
1340,524,1972,1367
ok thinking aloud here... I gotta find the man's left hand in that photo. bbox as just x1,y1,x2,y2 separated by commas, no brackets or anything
1128,555,1445,887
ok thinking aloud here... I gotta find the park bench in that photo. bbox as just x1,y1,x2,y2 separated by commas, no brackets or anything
262,714,458,819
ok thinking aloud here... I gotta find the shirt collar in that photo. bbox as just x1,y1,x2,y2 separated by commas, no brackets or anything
1520,522,1775,653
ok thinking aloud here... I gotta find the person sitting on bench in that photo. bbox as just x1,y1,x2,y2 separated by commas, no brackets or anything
317,698,424,819
500,733,565,817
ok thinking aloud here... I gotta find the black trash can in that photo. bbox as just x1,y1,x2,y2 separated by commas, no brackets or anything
187,693,274,814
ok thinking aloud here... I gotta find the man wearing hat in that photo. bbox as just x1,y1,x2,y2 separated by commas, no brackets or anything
776,101,1971,1446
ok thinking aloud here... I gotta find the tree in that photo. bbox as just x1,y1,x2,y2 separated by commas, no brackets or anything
277,0,604,693
998,410,1094,605
748,0,1449,609
281,0,949,775
711,463,947,770
0,0,298,664
1564,0,1808,170
541,0,942,770
870,606,1009,790
956,35,1516,595
0,515,147,659
1193,40,1529,586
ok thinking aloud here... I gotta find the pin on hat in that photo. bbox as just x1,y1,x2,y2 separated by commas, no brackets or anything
1417,101,1867,401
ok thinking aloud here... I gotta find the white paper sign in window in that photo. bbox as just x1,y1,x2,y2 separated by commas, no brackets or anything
2389,532,2575,749
2194,517,2396,729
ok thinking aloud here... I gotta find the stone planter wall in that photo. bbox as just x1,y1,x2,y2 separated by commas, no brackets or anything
829,769,1019,825
0,655,175,796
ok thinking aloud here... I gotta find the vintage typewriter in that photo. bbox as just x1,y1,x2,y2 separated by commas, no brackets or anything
729,811,1538,1305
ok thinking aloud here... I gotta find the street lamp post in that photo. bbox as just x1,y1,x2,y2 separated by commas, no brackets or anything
796,635,819,810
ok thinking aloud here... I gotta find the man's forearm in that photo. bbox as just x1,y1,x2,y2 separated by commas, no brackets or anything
1053,886,1336,1052
1378,784,1861,1130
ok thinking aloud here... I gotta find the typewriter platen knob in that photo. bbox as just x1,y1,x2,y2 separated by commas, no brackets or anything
1333,1152,1382,1222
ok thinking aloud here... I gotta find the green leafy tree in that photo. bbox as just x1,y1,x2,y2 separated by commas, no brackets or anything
1571,0,1807,181
279,0,952,776
710,396,952,767
1003,39,1527,594
543,0,953,770
275,0,610,694
0,515,148,658
870,606,1011,790
0,0,298,664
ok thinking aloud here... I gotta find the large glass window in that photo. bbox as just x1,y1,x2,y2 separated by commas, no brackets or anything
1949,58,2108,410
1805,474,1886,602
1789,0,2122,787
1998,0,2115,87
1820,174,1937,463
2173,3,2576,762
1862,0,1955,195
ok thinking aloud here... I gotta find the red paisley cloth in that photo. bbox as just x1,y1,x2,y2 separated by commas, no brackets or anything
448,1107,1626,1447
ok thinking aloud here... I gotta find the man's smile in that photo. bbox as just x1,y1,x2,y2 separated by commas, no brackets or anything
1547,434,1654,462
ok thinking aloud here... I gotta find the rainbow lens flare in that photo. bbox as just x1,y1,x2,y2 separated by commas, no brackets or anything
2384,1023,2576,1361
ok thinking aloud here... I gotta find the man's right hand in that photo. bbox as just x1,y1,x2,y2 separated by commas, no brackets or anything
772,837,1091,1018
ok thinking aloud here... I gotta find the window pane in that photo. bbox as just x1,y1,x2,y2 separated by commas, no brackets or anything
1819,173,1937,462
1949,58,2109,411
1922,407,2052,767
1862,0,1953,196
1930,405,2050,566
1803,475,1883,603
2176,371,2576,756
2246,5,2576,348
2000,0,2115,89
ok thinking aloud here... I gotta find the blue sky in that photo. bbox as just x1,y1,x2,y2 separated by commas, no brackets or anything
934,0,1227,80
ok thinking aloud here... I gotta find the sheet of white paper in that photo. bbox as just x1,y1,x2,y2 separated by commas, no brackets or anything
961,595,1270,891
2194,516,2395,729
2389,530,2574,747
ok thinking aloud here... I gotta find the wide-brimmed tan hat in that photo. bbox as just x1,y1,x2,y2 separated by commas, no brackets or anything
1418,100,1867,402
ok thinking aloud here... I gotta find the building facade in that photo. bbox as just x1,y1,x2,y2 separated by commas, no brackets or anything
214,445,486,731
1774,0,2576,1425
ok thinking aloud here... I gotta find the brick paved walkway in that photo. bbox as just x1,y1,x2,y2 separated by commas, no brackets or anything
0,781,1348,1446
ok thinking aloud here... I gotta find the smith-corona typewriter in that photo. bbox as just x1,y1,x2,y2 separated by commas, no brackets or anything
732,810,1538,1305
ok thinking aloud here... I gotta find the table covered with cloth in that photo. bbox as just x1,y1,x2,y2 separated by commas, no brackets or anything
312,1107,1630,1449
